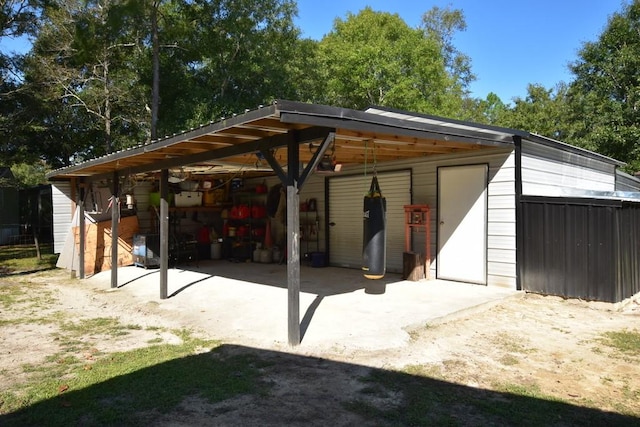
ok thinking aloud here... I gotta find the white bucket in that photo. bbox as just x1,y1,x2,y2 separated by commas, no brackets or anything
272,247,282,263
260,249,272,263
210,242,222,260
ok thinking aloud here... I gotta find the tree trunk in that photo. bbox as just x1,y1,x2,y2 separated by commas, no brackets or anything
151,1,160,140
34,232,41,260
104,53,112,153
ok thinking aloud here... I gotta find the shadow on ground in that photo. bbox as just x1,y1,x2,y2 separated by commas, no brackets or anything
1,344,637,426
117,260,404,298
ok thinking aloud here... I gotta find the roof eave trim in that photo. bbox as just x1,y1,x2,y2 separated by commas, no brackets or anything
275,100,514,146
362,104,529,138
46,104,279,180
526,133,625,167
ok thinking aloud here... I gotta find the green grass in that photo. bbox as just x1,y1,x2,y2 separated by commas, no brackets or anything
1,247,638,426
0,332,264,426
0,284,25,307
491,332,537,354
0,263,267,425
59,317,142,337
599,329,640,356
0,244,58,275
344,365,637,426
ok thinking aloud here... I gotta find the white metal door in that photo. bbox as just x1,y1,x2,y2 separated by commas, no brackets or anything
329,170,410,273
437,165,487,284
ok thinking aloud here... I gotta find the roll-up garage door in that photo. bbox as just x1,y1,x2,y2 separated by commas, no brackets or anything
328,170,411,273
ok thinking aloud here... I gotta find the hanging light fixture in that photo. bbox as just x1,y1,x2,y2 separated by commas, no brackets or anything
168,167,187,183
311,138,342,173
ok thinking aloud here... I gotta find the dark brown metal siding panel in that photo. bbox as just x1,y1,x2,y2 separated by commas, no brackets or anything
544,203,567,296
521,196,640,303
616,205,640,301
521,202,546,293
586,206,616,301
564,204,589,299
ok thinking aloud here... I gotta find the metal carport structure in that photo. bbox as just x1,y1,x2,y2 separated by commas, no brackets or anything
46,100,519,345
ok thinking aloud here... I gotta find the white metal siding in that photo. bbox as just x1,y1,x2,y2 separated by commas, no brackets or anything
521,139,616,196
329,171,411,273
393,149,516,288
615,170,640,191
248,147,517,289
51,182,73,254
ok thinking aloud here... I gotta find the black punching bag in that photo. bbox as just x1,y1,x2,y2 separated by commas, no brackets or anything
362,175,386,279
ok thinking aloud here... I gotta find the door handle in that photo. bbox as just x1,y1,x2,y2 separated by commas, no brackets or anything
329,222,336,227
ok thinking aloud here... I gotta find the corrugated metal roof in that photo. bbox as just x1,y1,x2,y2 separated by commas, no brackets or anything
46,100,627,183
527,133,625,167
365,106,524,142
365,106,625,168
46,100,515,181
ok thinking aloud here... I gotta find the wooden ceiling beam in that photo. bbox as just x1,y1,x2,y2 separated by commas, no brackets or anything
187,134,248,144
333,139,477,156
335,129,486,150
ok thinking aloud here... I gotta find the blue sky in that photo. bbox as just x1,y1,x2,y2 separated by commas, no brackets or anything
1,1,622,104
295,0,622,103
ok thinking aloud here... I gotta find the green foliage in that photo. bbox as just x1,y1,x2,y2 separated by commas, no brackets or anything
497,83,576,141
154,0,301,134
316,7,466,116
6,0,640,172
1,1,39,40
420,5,475,91
459,92,510,125
567,1,640,170
10,162,50,188
27,0,151,155
2,2,484,166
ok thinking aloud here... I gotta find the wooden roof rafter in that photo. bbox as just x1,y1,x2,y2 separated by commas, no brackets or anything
47,100,520,182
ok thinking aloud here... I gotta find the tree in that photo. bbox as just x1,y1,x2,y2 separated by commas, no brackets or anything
567,0,640,171
419,5,474,93
18,0,303,165
1,0,39,38
0,1,44,166
1,0,40,86
456,92,510,125
497,83,574,141
153,0,301,134
315,7,468,116
28,0,149,157
11,161,50,187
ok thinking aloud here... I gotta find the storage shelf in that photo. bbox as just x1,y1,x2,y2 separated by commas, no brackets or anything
169,205,230,212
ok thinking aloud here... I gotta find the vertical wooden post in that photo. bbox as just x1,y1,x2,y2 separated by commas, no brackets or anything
78,181,85,279
110,172,119,289
159,169,169,299
287,133,301,346
69,179,78,278
287,182,300,346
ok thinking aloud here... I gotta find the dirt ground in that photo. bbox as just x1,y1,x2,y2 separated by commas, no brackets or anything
2,269,640,425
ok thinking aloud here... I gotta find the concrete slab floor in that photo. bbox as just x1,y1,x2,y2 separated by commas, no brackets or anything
86,259,520,352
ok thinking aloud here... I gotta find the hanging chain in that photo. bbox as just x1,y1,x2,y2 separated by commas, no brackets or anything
364,139,368,180
372,141,377,176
